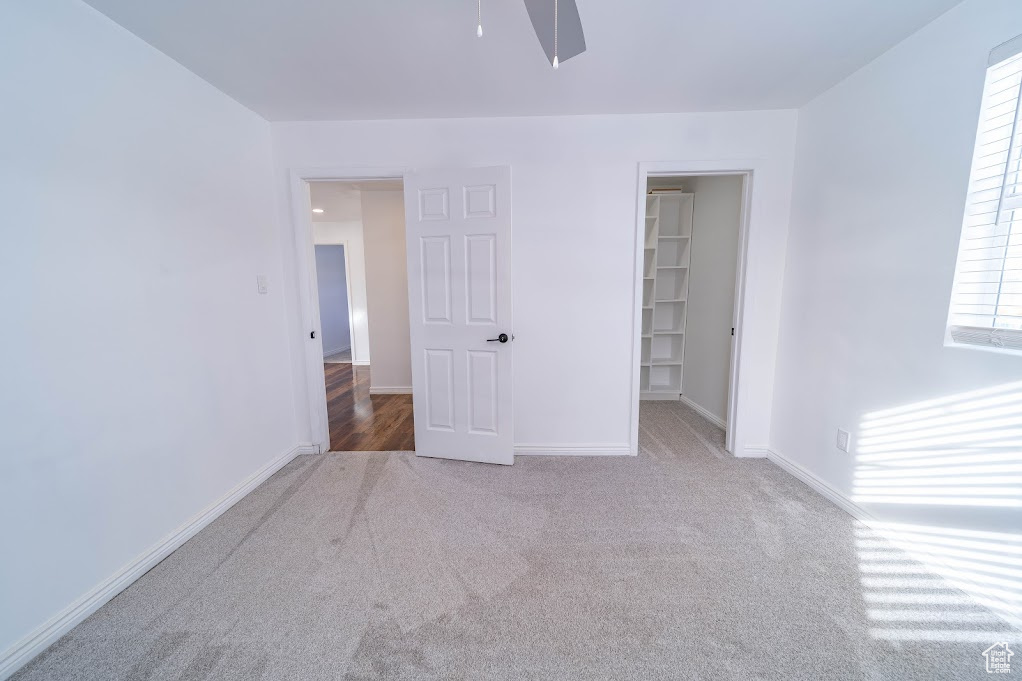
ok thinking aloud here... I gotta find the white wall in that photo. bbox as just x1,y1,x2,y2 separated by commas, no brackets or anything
683,175,743,424
361,190,413,392
0,0,296,670
313,220,371,364
773,0,1022,562
272,112,797,454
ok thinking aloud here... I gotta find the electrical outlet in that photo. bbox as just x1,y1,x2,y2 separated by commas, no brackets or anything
256,274,269,295
836,429,851,453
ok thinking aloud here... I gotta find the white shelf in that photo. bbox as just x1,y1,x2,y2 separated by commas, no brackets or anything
653,301,686,333
640,192,692,399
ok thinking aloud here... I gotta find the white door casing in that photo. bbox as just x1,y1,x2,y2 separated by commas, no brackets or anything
403,167,514,465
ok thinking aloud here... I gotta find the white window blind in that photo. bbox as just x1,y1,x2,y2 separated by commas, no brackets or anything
948,37,1022,351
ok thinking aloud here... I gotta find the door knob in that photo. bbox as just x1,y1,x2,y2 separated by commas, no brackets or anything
487,333,509,343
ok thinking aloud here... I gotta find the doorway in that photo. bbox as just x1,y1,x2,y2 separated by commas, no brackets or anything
634,169,750,453
307,179,414,451
292,166,515,464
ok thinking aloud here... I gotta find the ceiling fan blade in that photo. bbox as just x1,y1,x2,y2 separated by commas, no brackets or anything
523,0,586,66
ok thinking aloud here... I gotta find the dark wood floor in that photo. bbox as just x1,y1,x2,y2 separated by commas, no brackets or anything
325,363,414,451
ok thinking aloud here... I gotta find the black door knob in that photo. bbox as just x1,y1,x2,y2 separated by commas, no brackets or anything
487,333,509,343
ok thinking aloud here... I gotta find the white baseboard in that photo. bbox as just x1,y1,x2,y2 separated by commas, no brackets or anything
677,394,727,430
352,360,370,366
736,445,770,459
369,386,412,395
0,442,317,681
322,344,350,357
640,392,680,401
514,443,633,456
760,447,872,522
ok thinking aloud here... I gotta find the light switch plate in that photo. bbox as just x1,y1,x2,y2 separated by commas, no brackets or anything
836,429,851,453
256,274,268,295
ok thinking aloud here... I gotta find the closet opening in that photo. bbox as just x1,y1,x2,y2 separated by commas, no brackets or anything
635,172,748,453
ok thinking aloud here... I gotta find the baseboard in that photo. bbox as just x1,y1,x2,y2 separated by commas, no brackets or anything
0,442,316,681
640,392,680,401
760,447,872,522
736,445,769,459
369,386,412,395
322,344,350,357
514,443,633,456
677,394,727,430
352,360,370,366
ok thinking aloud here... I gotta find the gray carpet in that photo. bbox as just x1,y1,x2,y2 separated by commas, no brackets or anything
13,402,1019,680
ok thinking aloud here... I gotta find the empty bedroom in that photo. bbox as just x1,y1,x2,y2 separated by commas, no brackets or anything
2,1,1020,679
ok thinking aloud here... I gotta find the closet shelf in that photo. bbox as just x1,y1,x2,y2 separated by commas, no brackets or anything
640,192,693,400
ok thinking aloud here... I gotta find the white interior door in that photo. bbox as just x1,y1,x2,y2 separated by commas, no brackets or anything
403,167,514,465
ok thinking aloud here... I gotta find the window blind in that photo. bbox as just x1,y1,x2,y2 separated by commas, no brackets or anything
948,39,1022,350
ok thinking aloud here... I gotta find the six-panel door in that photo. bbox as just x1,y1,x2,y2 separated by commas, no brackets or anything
403,167,513,465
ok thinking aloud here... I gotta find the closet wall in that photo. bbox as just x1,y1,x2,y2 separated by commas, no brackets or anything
683,176,743,425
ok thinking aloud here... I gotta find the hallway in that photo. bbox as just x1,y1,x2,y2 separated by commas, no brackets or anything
324,363,414,451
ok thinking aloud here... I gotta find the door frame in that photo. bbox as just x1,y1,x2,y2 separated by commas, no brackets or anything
288,166,409,452
631,161,755,456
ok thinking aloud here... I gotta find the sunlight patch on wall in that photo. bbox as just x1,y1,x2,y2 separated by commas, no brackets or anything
854,382,1022,507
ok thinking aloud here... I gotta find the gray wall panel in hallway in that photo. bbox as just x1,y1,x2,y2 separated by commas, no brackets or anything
315,245,351,356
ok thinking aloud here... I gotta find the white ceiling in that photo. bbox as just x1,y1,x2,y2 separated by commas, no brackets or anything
309,180,402,222
84,0,961,121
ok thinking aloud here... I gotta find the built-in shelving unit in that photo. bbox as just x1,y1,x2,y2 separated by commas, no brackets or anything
639,192,693,400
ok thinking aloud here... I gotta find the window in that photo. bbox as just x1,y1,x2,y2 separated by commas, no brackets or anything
948,36,1022,351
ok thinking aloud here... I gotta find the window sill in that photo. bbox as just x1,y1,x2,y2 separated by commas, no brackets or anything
944,339,1022,358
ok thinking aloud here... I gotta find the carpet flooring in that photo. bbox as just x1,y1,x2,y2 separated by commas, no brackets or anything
12,402,1019,680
